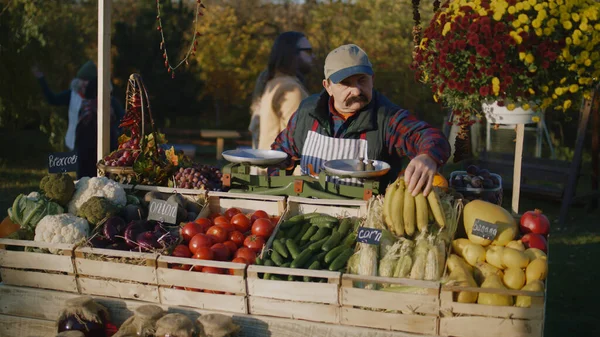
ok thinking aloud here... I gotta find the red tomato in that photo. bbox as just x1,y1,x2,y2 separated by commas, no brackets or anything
213,216,230,227
251,210,269,224
231,213,251,233
223,240,238,256
229,257,248,275
229,231,245,247
224,207,242,219
192,247,214,271
202,266,223,274
181,222,203,243
188,234,213,254
234,247,256,264
194,217,213,233
211,243,230,261
171,244,192,258
206,225,228,243
244,235,266,253
216,221,235,233
252,218,274,238
270,216,281,225
208,213,223,221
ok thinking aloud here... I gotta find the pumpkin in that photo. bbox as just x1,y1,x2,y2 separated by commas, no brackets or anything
433,173,449,189
463,200,517,247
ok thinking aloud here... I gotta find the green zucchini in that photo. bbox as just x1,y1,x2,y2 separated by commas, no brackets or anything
273,239,289,258
310,227,329,241
301,225,318,241
329,248,354,271
322,231,342,252
286,239,301,259
324,244,349,264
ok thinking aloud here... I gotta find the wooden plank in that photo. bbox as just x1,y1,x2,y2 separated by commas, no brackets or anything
78,278,160,303
439,291,543,320
0,285,421,337
159,287,247,314
0,249,74,272
341,287,438,315
342,274,440,289
247,277,339,304
97,0,111,162
119,183,208,196
248,297,339,324
287,196,368,217
0,238,74,251
76,247,159,260
158,255,246,272
439,316,543,337
157,267,245,293
75,258,157,283
512,123,525,215
0,268,78,293
200,129,241,139
341,307,439,335
441,286,544,297
0,315,55,337
248,265,340,279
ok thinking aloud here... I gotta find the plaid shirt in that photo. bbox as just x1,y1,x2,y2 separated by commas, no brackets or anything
271,96,450,174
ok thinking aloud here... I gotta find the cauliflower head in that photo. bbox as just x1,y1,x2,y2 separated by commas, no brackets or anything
40,173,75,207
34,214,89,253
68,177,127,215
78,196,119,226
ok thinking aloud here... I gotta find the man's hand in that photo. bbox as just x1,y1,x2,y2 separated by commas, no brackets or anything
404,154,438,197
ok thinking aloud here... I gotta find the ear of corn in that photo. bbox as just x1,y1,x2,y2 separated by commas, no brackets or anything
410,232,430,279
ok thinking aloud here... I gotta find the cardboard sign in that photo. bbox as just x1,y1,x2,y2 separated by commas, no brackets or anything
48,151,78,173
357,227,382,245
147,199,178,224
471,218,499,240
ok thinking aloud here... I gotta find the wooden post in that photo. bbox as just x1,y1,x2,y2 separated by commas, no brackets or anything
512,124,525,215
591,99,599,210
97,0,112,170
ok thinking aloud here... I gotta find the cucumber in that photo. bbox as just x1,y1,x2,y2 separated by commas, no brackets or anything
337,218,353,237
270,274,284,280
310,227,329,241
288,274,298,281
307,251,327,266
288,214,305,222
262,259,274,279
322,231,342,252
271,250,284,266
255,257,263,265
308,236,329,251
286,239,301,259
280,219,300,229
309,215,338,224
308,260,321,270
313,221,338,229
281,262,291,268
329,248,354,271
301,225,318,241
275,229,286,239
302,212,322,219
290,248,313,268
294,222,312,242
285,222,303,239
324,244,349,264
342,232,358,247
273,240,289,258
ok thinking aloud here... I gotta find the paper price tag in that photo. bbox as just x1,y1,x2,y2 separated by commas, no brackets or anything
357,227,382,245
471,219,498,240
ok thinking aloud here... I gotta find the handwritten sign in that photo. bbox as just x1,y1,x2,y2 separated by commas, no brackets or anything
357,227,382,245
147,199,178,224
471,219,498,240
48,151,78,173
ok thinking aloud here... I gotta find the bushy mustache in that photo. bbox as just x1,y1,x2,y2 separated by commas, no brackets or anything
345,94,368,106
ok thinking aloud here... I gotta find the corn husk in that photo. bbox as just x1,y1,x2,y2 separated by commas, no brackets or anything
379,228,397,258
197,314,240,337
354,196,383,289
378,240,404,286
409,232,430,279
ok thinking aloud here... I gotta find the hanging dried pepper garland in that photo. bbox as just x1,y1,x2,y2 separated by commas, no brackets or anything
156,0,205,79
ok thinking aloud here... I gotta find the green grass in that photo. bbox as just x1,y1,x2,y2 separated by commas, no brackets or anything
1,129,599,336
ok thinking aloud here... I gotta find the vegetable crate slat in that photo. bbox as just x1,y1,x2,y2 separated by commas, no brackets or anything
74,247,160,303
0,239,78,293
156,192,286,313
247,196,368,324
340,274,441,335
438,285,545,337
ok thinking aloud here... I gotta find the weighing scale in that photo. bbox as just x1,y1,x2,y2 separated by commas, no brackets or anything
220,149,390,200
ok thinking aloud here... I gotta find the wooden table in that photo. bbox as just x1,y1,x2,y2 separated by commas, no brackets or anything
200,129,242,160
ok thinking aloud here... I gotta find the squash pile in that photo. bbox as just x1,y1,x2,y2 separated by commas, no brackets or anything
446,200,548,307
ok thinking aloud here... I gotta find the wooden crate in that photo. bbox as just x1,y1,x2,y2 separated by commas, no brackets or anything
439,285,545,337
156,255,248,314
74,247,160,303
340,274,441,335
200,191,286,219
247,196,368,324
0,238,78,293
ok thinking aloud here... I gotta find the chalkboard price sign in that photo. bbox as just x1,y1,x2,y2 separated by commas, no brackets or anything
147,199,178,224
471,219,498,240
357,227,382,245
48,151,78,173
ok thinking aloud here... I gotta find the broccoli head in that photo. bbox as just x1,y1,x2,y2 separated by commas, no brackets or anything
78,196,119,226
40,173,75,207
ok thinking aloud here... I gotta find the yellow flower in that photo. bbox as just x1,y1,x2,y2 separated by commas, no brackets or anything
516,2,524,11
523,2,531,11
532,19,542,28
507,104,516,111
572,13,580,22
510,31,523,44
542,85,549,93
560,77,567,84
580,22,589,31
555,87,565,95
563,20,573,30
433,94,439,103
528,88,536,95
512,20,521,28
525,53,535,64
566,37,573,45
522,103,531,110
493,12,503,20
535,28,543,36
563,100,572,110
584,59,592,67
523,25,530,32
518,14,529,23
569,84,579,93
519,52,526,61
442,22,452,36
529,0,537,6
543,27,553,36
568,63,578,71
508,6,516,14
532,116,541,123
492,77,500,96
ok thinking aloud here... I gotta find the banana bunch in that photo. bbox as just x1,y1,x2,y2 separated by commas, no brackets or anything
383,177,447,237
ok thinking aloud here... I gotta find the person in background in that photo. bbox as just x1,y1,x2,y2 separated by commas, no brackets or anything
32,61,124,178
270,44,450,196
249,31,314,152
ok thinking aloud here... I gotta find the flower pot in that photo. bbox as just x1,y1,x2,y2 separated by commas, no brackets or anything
482,101,541,125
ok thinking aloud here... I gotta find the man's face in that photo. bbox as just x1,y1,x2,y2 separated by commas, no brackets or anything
296,37,314,75
323,74,374,114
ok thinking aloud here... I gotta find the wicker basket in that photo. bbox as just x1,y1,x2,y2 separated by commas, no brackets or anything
97,73,160,184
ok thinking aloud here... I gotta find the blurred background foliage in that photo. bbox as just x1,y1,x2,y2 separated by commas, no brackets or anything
0,0,586,156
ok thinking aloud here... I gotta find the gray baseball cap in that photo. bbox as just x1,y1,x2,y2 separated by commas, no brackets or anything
324,44,373,83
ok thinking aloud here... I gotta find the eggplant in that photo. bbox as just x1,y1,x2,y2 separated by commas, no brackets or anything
123,221,146,247
103,216,127,241
136,231,161,251
89,235,110,249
